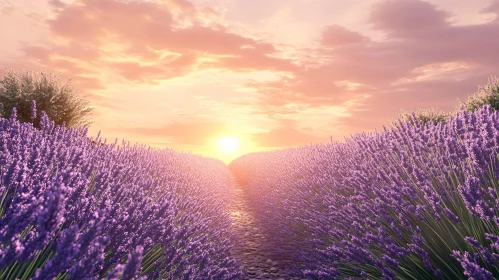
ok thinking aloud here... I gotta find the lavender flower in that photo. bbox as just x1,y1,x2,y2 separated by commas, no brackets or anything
230,104,499,278
31,100,36,120
452,250,493,280
0,107,243,279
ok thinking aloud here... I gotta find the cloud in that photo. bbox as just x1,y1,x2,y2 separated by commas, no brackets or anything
479,0,499,21
107,53,196,83
45,0,273,57
0,0,302,113
69,76,106,91
122,120,228,145
248,119,325,147
367,0,453,37
320,25,370,46
200,49,299,72
333,72,495,131
7,0,295,87
3,0,499,151
0,0,14,15
242,0,499,134
250,127,324,147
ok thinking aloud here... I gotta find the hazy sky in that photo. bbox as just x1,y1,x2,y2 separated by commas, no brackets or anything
1,0,499,163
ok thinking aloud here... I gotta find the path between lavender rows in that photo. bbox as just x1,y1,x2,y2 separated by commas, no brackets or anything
227,179,307,280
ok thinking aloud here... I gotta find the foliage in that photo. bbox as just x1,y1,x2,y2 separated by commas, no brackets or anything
456,75,499,113
392,107,452,128
0,68,93,129
389,75,499,130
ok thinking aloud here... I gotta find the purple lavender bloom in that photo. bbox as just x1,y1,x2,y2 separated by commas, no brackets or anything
31,100,36,120
444,207,460,223
453,250,493,280
105,264,124,280
229,104,499,279
0,109,244,279
121,246,144,280
32,224,81,280
9,107,17,120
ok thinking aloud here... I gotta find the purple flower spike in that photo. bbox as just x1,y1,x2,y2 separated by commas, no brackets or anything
0,106,243,279
9,107,17,120
31,100,37,120
121,246,144,280
452,250,493,280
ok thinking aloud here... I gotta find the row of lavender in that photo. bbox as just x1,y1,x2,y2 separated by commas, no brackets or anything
229,104,499,279
0,106,243,279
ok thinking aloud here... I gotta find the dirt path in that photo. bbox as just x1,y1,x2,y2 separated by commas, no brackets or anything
227,181,306,280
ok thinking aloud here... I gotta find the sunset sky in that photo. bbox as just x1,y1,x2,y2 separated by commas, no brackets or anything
1,0,499,163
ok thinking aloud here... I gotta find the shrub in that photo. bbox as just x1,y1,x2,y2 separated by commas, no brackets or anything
0,68,94,129
455,75,499,113
389,75,499,130
391,107,452,128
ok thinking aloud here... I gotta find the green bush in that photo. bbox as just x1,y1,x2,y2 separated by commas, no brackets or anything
389,75,499,129
0,68,94,129
391,107,452,128
454,75,499,113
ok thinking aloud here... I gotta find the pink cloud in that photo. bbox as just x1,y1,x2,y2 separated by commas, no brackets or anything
248,119,325,147
367,0,453,37
46,0,271,58
0,5,14,16
481,0,499,18
32,0,294,85
69,76,106,91
3,0,499,152
1,0,297,98
329,73,496,133
320,25,370,46
243,0,499,133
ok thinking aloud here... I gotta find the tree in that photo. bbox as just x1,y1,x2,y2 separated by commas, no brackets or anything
0,68,94,129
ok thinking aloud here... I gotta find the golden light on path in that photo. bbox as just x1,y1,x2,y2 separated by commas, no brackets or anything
217,137,240,153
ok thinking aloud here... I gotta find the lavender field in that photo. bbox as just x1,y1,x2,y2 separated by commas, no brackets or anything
0,107,243,279
230,104,499,279
3,102,499,279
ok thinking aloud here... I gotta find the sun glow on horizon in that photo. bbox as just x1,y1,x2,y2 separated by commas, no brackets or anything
217,136,241,153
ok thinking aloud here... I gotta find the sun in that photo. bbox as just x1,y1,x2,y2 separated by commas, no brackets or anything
217,137,240,153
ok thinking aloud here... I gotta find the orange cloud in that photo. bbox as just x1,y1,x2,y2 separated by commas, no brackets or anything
248,119,325,147
2,0,499,157
122,120,228,145
242,0,499,131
